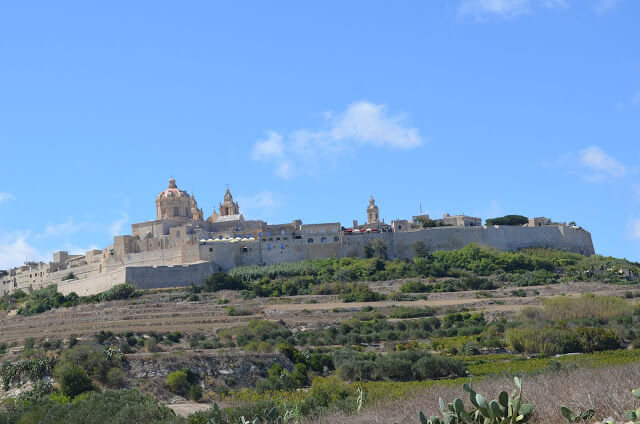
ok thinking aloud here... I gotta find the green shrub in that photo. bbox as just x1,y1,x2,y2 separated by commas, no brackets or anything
58,345,110,381
341,283,385,302
333,348,465,382
167,370,189,395
0,389,183,424
98,283,137,301
189,385,203,401
390,306,436,319
225,306,252,316
309,375,352,407
144,338,158,353
105,367,125,388
400,281,428,293
61,272,75,281
542,294,632,322
203,273,245,292
58,364,93,398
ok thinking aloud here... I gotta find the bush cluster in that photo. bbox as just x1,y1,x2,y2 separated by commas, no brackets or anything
333,348,466,381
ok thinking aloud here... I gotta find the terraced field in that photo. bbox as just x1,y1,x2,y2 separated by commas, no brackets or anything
0,279,631,345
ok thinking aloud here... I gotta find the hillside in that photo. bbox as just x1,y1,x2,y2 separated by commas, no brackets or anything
1,245,640,423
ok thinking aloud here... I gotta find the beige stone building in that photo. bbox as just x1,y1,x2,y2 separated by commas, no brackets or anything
0,178,596,297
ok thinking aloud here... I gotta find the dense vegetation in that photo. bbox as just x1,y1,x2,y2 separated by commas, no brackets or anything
485,215,530,226
0,389,183,424
14,284,138,316
227,244,640,290
2,245,640,424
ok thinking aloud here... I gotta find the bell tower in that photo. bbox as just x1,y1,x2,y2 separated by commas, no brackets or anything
367,195,379,224
219,186,240,216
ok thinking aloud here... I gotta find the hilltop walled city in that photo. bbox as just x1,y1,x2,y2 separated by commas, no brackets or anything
0,178,595,297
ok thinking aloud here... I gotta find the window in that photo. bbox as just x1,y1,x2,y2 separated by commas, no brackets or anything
209,248,213,252
320,229,326,234
321,237,327,243
276,237,280,240
333,236,339,242
258,232,263,237
281,244,285,249
267,244,272,250
247,233,252,238
267,231,272,236
281,229,285,235
176,231,180,237
173,207,179,216
307,238,314,243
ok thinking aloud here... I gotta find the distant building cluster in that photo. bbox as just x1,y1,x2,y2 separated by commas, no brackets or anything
0,178,594,297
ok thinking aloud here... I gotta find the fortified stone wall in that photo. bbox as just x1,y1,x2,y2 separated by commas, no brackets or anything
57,267,127,296
11,224,596,297
388,225,595,258
124,262,220,290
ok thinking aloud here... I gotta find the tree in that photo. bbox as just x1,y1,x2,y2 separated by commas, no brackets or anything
58,365,93,398
364,239,387,259
203,273,245,292
167,370,189,395
412,241,429,258
485,215,529,226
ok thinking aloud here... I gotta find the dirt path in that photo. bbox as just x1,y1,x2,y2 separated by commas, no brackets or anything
166,402,214,417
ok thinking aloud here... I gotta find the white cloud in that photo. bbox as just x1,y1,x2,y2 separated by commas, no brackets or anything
236,191,284,219
39,218,87,238
594,0,622,13
0,192,15,204
0,232,46,269
629,217,640,240
458,0,567,19
578,145,627,181
459,0,530,18
251,131,285,162
251,101,424,178
108,214,129,237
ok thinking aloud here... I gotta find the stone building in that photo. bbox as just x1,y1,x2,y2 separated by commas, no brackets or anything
440,213,482,227
156,178,204,221
209,187,241,222
367,196,379,224
0,178,596,297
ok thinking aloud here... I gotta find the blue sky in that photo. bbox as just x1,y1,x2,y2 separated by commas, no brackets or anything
0,0,639,268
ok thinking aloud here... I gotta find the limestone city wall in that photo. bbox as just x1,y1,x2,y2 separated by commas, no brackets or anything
18,224,596,297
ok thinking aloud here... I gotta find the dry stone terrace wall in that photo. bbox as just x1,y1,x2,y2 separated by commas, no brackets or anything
127,352,293,388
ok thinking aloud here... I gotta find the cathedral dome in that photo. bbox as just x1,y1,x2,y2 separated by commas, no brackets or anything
157,178,190,200
155,178,203,221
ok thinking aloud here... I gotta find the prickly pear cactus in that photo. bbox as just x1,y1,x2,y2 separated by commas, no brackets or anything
418,377,534,424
